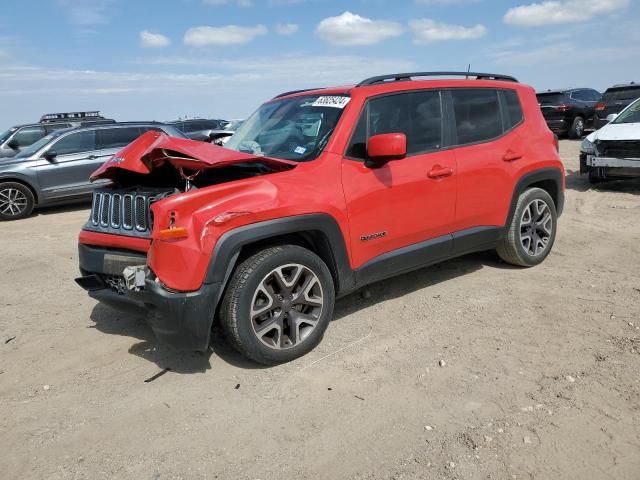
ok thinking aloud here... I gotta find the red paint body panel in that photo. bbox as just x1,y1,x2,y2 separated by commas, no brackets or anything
79,230,151,253
79,78,564,293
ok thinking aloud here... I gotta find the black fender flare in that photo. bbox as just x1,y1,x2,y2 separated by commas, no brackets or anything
505,167,565,229
204,213,356,297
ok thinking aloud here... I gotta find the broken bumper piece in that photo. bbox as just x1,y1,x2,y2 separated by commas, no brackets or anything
75,244,220,351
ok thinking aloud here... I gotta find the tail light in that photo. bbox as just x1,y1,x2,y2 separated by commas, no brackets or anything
595,101,606,111
555,104,571,112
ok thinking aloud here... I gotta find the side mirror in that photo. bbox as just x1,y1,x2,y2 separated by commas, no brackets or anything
7,139,19,150
365,133,407,168
606,113,619,122
43,149,58,161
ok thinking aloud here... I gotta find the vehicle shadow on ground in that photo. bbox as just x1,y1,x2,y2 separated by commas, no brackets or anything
90,250,508,373
35,201,91,216
565,168,640,195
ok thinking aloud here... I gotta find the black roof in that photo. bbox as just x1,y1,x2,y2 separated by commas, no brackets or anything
606,82,639,90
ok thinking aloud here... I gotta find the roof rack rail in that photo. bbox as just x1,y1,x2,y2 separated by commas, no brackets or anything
39,111,107,123
356,71,518,87
272,88,323,99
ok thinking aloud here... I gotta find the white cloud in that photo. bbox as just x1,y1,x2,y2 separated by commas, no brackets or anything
203,0,254,7
275,23,299,35
409,19,487,44
316,12,404,46
139,30,171,48
57,0,113,26
184,25,268,46
504,0,629,27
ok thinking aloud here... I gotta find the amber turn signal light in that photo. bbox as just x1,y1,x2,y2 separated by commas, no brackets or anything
158,227,188,239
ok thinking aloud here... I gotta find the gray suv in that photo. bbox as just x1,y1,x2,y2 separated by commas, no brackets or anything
0,111,115,159
0,122,185,220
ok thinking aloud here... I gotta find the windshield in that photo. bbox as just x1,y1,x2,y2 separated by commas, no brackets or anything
0,127,18,144
14,130,67,158
613,98,640,124
225,94,350,161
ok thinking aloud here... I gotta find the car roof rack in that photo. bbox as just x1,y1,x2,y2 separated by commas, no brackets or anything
39,111,107,123
272,88,323,99
356,71,518,87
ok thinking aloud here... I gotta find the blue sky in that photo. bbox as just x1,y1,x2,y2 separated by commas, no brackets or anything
0,0,638,127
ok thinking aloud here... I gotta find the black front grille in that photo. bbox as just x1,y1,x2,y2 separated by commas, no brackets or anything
85,188,171,237
597,141,640,159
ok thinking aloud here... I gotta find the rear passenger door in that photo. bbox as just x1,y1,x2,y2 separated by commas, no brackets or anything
342,90,457,270
448,88,525,235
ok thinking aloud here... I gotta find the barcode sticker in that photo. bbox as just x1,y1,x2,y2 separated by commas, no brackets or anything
311,96,351,109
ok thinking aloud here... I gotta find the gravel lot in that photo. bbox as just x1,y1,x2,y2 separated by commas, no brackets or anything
1,140,639,480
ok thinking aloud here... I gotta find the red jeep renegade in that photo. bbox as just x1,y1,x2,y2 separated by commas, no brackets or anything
76,72,565,365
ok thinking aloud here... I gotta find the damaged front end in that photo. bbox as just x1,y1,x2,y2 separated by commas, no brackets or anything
76,132,298,350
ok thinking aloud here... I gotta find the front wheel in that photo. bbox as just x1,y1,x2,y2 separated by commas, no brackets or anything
497,188,557,267
220,245,335,365
0,182,35,221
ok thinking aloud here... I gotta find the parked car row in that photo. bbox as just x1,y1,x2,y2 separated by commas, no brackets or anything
537,82,640,138
0,122,185,220
579,95,640,183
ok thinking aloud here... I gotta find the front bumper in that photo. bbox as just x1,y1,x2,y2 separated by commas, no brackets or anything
76,244,220,351
585,154,640,169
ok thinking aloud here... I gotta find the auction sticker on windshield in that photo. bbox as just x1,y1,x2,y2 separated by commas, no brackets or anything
311,96,351,109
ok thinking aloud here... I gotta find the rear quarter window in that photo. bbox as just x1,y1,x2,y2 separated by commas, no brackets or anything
502,90,524,129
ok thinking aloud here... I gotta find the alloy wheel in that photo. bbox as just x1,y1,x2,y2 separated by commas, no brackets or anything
575,119,584,137
250,263,324,350
520,199,553,257
0,188,28,217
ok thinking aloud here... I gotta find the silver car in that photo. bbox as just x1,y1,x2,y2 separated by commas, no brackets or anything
0,122,185,220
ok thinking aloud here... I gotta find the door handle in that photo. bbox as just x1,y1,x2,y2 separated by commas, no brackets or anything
503,150,523,162
87,155,98,160
427,165,453,179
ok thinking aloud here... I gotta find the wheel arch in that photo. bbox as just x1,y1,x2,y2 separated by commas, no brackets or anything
204,214,356,299
0,176,39,203
506,168,564,228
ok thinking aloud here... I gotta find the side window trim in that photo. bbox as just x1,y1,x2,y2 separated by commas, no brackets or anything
446,87,523,150
49,130,96,157
344,89,446,161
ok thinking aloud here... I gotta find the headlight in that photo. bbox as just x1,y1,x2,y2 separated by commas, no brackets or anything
580,137,595,154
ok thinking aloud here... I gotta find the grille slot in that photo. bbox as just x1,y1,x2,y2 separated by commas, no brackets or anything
87,189,160,238
135,196,147,231
598,141,640,159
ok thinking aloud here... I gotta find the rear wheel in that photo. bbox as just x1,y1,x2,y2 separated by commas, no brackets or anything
220,245,335,365
568,116,585,139
497,188,557,267
0,182,35,221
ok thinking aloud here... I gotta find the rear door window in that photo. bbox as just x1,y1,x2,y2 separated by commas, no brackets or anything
12,126,45,147
96,127,142,150
451,89,502,145
52,130,97,156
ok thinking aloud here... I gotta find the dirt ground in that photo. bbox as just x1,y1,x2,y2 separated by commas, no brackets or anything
1,140,639,480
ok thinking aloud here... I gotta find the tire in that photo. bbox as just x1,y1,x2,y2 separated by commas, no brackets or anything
0,182,35,221
220,245,335,365
497,188,557,267
568,116,585,139
588,168,606,184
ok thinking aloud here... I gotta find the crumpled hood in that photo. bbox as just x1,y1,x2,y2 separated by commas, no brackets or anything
90,130,297,181
587,122,640,143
